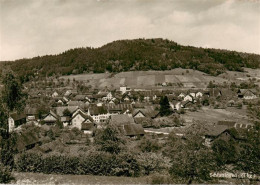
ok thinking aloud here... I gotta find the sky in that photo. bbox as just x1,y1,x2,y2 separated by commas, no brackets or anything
0,0,260,61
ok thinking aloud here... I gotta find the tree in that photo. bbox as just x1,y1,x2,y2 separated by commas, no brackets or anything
169,133,215,184
1,70,26,114
159,96,172,116
94,125,126,154
63,108,72,117
0,70,26,183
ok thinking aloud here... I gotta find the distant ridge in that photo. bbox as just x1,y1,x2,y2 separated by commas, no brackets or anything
1,38,259,82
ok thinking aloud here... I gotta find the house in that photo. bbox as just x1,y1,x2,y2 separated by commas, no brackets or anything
71,111,94,131
122,124,145,137
132,106,159,119
25,107,38,122
217,121,236,128
110,114,135,126
67,101,86,108
43,110,59,125
109,114,144,137
182,101,194,109
178,93,185,98
74,95,86,101
237,89,258,100
204,88,222,98
183,95,193,102
16,131,40,152
122,93,133,102
107,103,133,115
204,125,230,146
8,113,26,132
120,86,131,94
196,92,203,98
189,92,196,99
55,106,79,117
170,101,182,111
87,105,111,123
52,91,59,98
60,116,70,127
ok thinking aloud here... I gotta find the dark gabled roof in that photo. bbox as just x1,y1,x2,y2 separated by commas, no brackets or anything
132,106,159,118
110,114,135,126
81,122,95,130
71,111,93,121
43,110,59,122
55,106,79,117
238,89,257,95
74,95,86,101
205,125,229,137
10,113,26,121
67,101,85,107
217,121,236,128
16,131,40,151
25,107,37,115
89,105,108,115
134,117,152,125
121,124,145,136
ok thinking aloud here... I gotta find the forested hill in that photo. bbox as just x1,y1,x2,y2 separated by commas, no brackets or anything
1,38,260,82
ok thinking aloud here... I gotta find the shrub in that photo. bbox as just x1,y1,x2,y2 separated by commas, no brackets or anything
139,137,161,153
15,151,141,177
0,164,14,184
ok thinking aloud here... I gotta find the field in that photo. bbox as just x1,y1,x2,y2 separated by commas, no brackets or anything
13,172,150,184
60,68,230,90
181,107,249,125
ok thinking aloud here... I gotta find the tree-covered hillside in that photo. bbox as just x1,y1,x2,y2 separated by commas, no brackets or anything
1,38,260,82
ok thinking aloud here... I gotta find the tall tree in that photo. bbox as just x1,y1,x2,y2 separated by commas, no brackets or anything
159,96,172,116
2,70,26,113
0,70,26,183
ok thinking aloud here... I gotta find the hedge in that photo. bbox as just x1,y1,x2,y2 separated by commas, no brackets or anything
15,152,140,177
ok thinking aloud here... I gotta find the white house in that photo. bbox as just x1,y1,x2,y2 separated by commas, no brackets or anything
71,111,92,130
52,91,59,98
196,92,203,98
184,95,193,102
178,93,185,98
120,86,131,94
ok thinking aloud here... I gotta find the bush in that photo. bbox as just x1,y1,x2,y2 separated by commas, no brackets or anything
137,153,170,175
15,151,141,177
139,137,161,153
0,164,14,184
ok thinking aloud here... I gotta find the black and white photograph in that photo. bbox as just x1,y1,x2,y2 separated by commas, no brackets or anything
0,0,260,184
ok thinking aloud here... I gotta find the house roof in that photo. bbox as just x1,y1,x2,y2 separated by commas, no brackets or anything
67,101,85,107
238,89,257,95
134,117,152,125
89,105,108,115
120,124,145,136
205,125,229,137
10,113,26,121
81,122,95,130
71,111,93,122
217,121,236,128
16,131,40,151
55,106,78,117
25,107,37,115
133,106,159,118
74,95,86,101
110,114,135,126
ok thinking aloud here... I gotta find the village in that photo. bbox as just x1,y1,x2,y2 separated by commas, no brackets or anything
8,74,259,156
